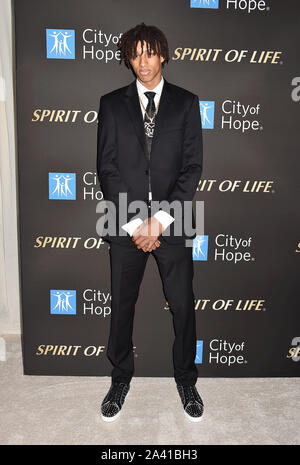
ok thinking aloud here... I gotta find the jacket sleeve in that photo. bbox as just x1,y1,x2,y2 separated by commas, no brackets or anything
166,94,203,205
96,95,134,207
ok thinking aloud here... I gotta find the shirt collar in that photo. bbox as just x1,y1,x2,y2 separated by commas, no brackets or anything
136,75,164,97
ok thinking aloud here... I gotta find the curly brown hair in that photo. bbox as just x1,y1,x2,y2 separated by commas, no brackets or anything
117,22,169,69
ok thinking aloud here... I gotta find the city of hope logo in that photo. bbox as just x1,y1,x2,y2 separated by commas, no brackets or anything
190,0,219,9
50,290,76,315
195,340,204,364
49,173,76,200
193,235,208,261
46,29,75,59
200,101,215,129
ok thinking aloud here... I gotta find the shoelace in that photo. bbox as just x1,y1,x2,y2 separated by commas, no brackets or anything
109,382,128,405
181,385,203,405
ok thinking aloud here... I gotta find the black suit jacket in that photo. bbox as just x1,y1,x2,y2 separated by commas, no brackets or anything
96,77,203,248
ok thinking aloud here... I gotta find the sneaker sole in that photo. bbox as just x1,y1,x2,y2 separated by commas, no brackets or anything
184,410,203,422
101,409,121,422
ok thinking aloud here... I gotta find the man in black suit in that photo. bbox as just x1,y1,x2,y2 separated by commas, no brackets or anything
97,23,204,422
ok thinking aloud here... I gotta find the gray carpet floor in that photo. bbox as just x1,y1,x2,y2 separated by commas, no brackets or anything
0,335,299,445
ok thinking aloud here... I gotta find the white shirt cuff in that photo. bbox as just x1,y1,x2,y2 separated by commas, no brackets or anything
153,210,175,232
121,218,144,236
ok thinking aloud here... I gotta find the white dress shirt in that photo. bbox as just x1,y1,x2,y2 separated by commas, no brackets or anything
121,75,175,237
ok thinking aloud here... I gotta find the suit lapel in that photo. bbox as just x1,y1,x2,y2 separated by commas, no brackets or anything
123,77,173,163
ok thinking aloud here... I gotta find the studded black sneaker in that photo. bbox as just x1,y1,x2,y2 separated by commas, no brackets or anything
101,382,130,422
176,384,204,422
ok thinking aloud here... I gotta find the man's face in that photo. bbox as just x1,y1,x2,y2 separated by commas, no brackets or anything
129,40,164,88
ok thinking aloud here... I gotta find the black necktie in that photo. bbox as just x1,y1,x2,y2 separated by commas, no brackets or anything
143,91,156,154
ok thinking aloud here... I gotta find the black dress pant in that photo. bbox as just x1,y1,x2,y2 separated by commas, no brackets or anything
107,236,198,386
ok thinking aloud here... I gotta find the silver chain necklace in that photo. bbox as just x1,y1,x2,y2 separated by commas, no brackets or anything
139,94,161,124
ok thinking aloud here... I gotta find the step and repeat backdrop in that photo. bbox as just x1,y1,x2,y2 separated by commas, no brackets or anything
14,0,300,376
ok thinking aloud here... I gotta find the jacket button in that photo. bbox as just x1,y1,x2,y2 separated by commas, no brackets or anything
145,169,149,174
